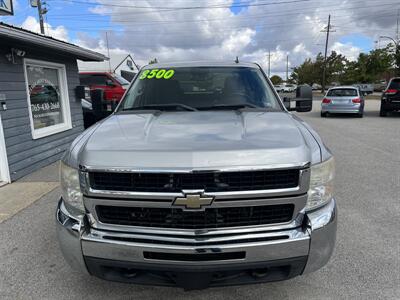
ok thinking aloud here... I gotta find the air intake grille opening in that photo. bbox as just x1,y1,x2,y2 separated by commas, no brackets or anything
96,204,294,229
143,251,246,261
89,169,300,193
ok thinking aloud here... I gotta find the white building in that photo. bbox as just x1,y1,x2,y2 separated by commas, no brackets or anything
78,54,139,81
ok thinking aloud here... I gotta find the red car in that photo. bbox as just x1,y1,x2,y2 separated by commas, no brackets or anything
79,72,130,102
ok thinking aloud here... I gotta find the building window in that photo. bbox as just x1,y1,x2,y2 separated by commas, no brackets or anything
24,59,72,139
79,74,109,85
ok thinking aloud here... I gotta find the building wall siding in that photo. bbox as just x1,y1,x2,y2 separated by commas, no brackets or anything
0,44,85,181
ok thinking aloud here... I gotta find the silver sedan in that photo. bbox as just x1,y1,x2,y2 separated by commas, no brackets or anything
321,86,364,117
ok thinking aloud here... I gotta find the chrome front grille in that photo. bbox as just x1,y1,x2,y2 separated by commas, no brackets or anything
82,166,310,234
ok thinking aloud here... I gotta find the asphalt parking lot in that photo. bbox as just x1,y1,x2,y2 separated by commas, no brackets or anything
0,100,399,300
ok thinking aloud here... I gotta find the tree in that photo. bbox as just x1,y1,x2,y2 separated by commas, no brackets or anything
340,60,359,85
388,43,400,76
325,51,347,84
292,45,396,87
340,45,394,83
270,75,283,85
291,56,323,85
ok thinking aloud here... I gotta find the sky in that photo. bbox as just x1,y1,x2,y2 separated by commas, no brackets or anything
1,0,400,78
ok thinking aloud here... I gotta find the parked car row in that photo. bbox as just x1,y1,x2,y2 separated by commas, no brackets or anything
320,78,400,118
274,84,297,93
352,83,374,95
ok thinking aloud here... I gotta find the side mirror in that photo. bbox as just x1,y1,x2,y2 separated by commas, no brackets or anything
75,85,91,101
283,97,293,111
294,85,313,112
106,79,116,87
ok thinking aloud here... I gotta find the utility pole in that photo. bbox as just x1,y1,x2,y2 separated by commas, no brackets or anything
396,9,399,42
286,54,289,82
267,49,271,77
36,0,46,34
397,10,400,76
380,10,400,75
105,32,112,73
322,14,331,93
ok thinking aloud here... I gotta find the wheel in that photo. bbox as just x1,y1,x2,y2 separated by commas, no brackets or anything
321,111,328,117
379,106,387,117
357,113,363,118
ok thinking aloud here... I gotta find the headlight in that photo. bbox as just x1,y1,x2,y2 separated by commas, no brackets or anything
306,157,335,211
60,161,84,212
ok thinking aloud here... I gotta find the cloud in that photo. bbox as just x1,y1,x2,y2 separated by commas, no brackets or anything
21,16,69,41
330,42,361,61
75,37,128,56
222,28,256,53
19,0,399,76
80,0,344,73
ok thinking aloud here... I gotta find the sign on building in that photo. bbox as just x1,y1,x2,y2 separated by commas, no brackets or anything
0,0,13,15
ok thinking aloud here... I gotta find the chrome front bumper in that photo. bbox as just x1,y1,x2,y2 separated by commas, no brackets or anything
56,198,337,286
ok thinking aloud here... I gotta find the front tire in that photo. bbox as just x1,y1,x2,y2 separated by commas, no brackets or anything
379,105,387,117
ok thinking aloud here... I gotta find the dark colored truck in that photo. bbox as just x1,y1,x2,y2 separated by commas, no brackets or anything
380,77,400,116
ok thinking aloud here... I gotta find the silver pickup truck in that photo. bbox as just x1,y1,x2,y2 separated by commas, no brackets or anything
57,62,336,290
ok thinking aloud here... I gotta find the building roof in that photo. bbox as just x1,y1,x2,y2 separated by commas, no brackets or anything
78,53,138,72
0,22,107,61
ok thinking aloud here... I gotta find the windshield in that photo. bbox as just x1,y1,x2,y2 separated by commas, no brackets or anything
112,74,130,85
388,79,400,90
327,88,358,97
119,66,281,111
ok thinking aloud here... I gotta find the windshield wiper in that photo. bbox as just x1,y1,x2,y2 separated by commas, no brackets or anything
123,103,198,112
198,103,265,111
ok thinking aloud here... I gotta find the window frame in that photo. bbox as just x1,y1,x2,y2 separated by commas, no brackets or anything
327,88,358,97
23,58,72,140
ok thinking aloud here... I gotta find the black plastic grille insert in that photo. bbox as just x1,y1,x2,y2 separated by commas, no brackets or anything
89,169,300,193
96,204,294,229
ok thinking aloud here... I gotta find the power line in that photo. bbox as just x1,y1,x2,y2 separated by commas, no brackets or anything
35,0,400,61
48,0,399,19
52,11,399,36
48,8,399,31
84,35,321,49
49,8,397,25
52,0,311,10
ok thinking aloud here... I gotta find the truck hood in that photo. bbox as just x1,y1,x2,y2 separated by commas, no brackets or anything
71,111,322,170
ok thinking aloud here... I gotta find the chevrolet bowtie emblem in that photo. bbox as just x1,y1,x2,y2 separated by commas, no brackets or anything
173,193,214,210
